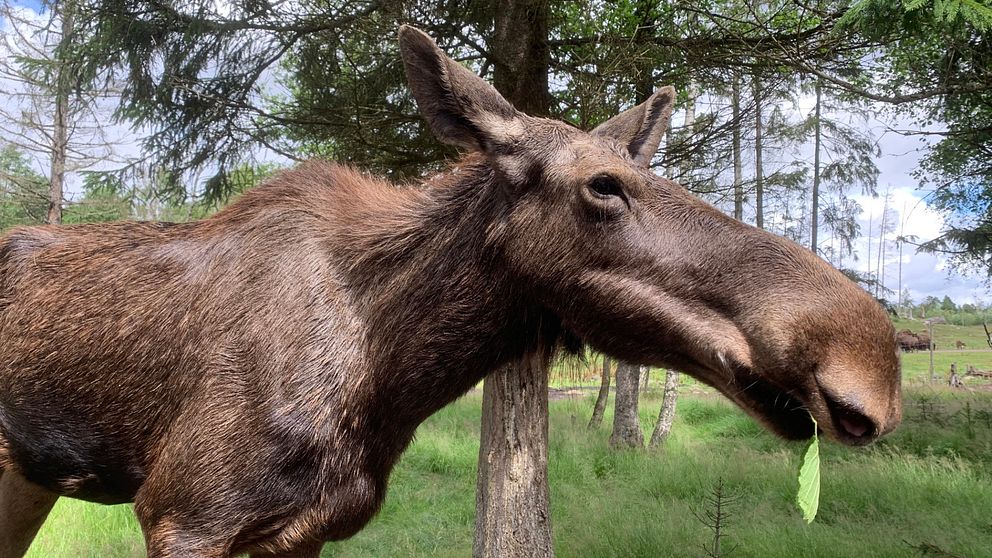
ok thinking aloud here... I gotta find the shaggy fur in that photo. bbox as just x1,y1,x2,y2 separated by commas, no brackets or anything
0,27,900,557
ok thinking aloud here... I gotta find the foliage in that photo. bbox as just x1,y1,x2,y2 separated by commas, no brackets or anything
796,417,820,524
59,0,888,203
836,0,992,275
0,143,48,230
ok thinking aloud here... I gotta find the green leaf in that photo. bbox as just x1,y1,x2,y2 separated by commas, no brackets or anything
797,416,821,524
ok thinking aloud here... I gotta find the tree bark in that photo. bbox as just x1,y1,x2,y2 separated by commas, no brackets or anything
474,357,553,558
588,356,612,429
732,72,743,221
811,80,822,254
475,2,553,557
753,75,764,230
609,361,644,449
649,369,680,448
47,4,73,225
491,1,550,116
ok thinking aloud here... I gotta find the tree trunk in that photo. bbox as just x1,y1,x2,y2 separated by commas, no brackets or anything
609,361,644,449
640,365,650,390
753,75,764,230
875,189,889,298
866,209,873,280
474,357,553,558
475,2,553,557
588,355,612,429
732,72,743,221
490,1,550,117
47,5,73,225
811,80,822,254
649,369,680,448
676,87,698,183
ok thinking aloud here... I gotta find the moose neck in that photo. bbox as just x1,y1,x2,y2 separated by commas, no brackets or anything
327,157,559,443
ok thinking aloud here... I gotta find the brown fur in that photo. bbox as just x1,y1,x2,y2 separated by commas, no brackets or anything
0,27,900,557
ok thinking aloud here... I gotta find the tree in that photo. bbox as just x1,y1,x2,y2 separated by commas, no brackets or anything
834,1,992,274
609,361,644,449
473,2,554,556
753,74,765,230
0,143,48,230
874,189,899,297
588,356,613,430
0,1,129,225
900,288,914,318
649,368,680,449
811,80,823,253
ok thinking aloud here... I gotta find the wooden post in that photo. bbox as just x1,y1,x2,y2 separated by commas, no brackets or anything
927,319,935,383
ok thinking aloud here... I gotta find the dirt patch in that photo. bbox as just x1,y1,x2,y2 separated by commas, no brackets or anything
548,387,589,401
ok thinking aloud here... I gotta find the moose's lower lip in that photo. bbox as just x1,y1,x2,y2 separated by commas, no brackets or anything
718,374,816,441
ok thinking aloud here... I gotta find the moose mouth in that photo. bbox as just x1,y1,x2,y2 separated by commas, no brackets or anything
720,372,879,447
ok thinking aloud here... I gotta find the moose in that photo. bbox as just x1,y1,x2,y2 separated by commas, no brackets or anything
0,26,901,558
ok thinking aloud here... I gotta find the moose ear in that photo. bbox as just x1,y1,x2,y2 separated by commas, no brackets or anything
398,25,523,152
592,86,676,167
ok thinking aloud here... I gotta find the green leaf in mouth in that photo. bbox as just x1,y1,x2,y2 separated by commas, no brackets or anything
797,415,820,524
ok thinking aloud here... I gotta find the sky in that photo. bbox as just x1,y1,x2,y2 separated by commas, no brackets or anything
1,3,988,304
851,114,986,305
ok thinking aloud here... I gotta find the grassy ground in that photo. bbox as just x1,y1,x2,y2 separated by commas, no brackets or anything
27,384,992,558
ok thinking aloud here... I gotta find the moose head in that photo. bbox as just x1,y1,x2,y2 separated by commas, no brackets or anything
399,26,901,445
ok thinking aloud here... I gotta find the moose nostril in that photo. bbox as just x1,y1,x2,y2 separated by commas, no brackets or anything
838,411,873,438
824,396,878,440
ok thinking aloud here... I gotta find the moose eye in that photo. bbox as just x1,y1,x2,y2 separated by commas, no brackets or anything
588,176,624,199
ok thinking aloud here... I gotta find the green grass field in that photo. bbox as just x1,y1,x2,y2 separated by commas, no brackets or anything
26,384,992,557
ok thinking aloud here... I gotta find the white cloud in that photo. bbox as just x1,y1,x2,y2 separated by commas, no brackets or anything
849,112,987,304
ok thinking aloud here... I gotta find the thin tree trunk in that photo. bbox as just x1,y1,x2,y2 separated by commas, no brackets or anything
898,201,906,312
47,5,73,225
475,2,553,556
588,356,612,429
677,91,697,180
753,75,764,230
475,356,552,558
732,72,743,221
640,365,650,390
875,190,889,298
866,209,873,281
810,80,822,254
609,361,644,449
649,369,680,448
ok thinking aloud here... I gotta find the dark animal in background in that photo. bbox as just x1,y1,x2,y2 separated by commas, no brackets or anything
0,26,901,558
955,340,966,350
896,329,932,352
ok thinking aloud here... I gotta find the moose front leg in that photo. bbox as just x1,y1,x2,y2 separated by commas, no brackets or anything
143,521,233,558
0,469,59,558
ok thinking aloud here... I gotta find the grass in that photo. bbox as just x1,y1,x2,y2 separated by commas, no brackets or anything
27,385,992,558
